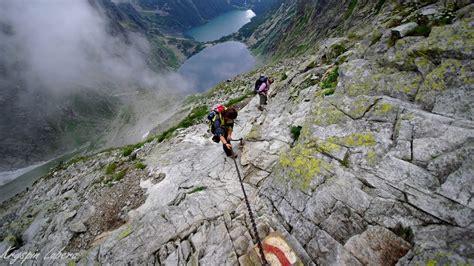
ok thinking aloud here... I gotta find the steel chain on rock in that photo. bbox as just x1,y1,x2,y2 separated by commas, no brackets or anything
232,157,268,265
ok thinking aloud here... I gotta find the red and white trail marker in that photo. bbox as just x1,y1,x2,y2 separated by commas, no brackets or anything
256,232,303,266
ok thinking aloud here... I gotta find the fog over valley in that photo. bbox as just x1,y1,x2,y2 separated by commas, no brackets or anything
0,0,197,174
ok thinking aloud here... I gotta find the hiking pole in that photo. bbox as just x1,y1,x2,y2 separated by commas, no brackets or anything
232,157,268,265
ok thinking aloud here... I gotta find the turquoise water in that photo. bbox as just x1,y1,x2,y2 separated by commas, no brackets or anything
186,9,256,42
179,41,255,92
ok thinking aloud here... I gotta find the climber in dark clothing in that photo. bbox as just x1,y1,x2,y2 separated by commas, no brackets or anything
209,106,238,158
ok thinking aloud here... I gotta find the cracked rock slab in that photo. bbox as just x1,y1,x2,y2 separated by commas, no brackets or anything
344,226,411,266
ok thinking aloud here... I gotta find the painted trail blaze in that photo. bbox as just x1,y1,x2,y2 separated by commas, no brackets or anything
257,232,303,266
263,243,292,266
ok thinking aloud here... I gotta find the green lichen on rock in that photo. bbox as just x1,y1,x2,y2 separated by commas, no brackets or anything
379,103,394,113
311,102,347,126
388,38,419,71
279,143,331,190
367,150,378,166
118,224,133,240
422,59,463,91
416,59,472,106
329,133,377,147
307,138,341,154
346,96,376,118
410,19,473,59
394,73,422,95
347,82,373,96
423,251,469,266
414,56,434,77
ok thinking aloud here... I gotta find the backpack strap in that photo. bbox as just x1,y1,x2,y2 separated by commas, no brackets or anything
209,108,226,134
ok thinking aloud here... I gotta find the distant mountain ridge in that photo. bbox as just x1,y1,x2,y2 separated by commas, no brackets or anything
127,0,282,34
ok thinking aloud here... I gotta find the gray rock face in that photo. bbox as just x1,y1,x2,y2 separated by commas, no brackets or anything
344,226,411,265
0,2,473,266
69,221,87,233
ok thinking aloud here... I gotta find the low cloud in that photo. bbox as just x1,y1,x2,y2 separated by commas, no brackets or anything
0,0,197,172
0,0,192,98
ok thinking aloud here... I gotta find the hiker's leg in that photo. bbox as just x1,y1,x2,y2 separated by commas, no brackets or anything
223,144,233,156
223,133,233,156
258,94,266,111
259,94,266,106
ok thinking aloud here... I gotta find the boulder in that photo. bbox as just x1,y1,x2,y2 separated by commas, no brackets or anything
69,221,87,233
391,22,418,38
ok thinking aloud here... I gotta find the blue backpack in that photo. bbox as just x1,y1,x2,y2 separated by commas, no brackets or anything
207,105,226,143
254,76,267,94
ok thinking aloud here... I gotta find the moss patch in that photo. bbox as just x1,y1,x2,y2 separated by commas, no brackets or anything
320,67,339,90
157,105,209,142
122,147,134,157
290,126,303,141
105,163,117,175
114,169,127,182
134,162,146,170
189,186,207,194
327,44,347,61
225,94,252,107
